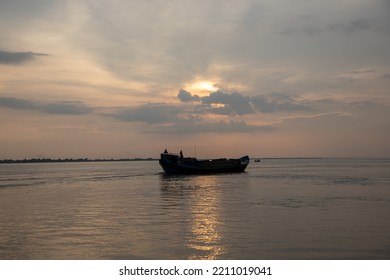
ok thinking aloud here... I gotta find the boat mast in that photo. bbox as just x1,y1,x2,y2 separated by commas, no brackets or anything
194,144,197,158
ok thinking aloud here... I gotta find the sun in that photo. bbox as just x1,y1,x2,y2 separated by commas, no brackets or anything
196,81,218,92
185,80,219,96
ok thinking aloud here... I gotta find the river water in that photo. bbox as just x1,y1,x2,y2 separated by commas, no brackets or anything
0,158,389,259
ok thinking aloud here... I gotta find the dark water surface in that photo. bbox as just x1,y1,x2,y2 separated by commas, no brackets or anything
1,158,389,259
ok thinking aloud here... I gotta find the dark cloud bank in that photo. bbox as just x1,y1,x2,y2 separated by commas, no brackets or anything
178,89,310,115
1,89,363,135
111,90,311,134
0,50,48,65
0,97,92,115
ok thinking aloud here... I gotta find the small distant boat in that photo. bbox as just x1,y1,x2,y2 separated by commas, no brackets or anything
254,159,261,162
159,152,250,175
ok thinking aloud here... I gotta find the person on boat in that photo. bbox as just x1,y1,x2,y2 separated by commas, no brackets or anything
164,149,168,154
180,150,183,158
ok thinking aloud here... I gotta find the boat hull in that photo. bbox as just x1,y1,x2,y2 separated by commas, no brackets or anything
159,153,249,175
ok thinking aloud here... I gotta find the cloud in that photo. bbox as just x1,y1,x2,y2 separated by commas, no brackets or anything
175,120,274,134
148,119,274,135
328,18,378,33
278,26,324,36
279,18,387,36
335,69,377,83
336,76,357,83
177,89,200,102
40,101,92,115
109,100,275,134
0,0,61,19
252,92,310,113
177,90,310,115
381,73,390,80
0,51,48,65
347,69,376,75
0,97,34,109
201,91,254,115
113,103,182,124
0,97,92,115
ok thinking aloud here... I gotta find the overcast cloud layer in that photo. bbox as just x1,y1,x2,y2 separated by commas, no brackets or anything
0,0,389,158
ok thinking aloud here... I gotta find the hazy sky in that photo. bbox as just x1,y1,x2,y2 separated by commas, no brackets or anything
1,0,389,159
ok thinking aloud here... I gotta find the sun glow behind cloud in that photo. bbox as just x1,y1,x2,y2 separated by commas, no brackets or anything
184,79,219,96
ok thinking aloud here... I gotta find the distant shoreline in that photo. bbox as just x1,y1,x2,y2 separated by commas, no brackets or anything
1,157,388,164
0,158,158,164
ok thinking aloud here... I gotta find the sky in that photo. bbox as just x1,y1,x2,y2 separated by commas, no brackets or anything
1,0,390,159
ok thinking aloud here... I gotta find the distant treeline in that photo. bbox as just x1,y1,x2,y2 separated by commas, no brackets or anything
0,158,157,164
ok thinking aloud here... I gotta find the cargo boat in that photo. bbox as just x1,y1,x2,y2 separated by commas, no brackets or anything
159,152,249,175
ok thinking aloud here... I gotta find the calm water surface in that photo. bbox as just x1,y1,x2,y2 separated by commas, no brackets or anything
0,158,389,259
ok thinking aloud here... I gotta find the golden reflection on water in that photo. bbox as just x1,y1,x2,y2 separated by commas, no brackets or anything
185,176,225,260
160,174,228,259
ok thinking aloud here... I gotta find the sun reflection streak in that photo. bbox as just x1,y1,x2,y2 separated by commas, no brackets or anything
186,176,225,260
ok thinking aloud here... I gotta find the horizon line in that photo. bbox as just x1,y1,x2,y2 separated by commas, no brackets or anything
1,156,389,164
